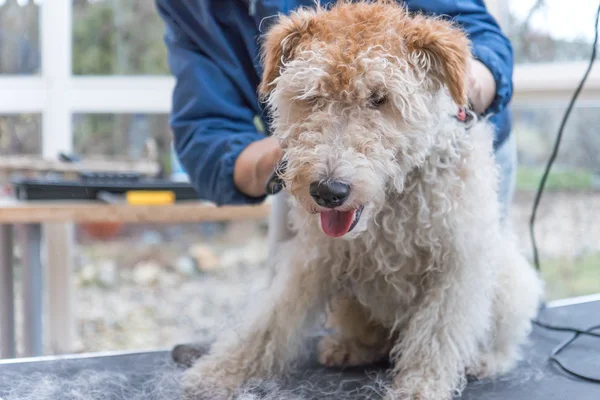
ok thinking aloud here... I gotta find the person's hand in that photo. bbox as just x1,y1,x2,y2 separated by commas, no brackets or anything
467,59,496,115
234,136,283,198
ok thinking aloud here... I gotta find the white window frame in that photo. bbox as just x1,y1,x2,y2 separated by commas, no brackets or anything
513,61,600,105
0,1,175,159
0,1,598,159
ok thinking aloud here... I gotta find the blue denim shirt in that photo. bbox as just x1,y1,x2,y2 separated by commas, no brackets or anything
156,0,514,205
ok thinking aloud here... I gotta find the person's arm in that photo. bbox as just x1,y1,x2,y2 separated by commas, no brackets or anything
156,1,277,205
406,0,514,115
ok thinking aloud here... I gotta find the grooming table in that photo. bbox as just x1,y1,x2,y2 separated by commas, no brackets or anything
1,297,599,400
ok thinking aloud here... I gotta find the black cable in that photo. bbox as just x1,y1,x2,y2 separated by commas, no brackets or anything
533,318,600,383
532,319,600,339
528,1,600,384
529,2,600,272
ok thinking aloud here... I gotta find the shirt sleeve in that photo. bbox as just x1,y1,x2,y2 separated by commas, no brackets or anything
406,0,514,115
156,0,267,206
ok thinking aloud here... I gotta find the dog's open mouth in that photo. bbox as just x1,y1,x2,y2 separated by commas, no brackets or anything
319,205,364,238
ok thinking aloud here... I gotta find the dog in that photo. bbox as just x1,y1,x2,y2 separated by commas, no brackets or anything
182,1,543,399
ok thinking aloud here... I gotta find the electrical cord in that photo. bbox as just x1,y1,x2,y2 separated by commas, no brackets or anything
529,2,600,272
529,1,600,384
532,319,600,383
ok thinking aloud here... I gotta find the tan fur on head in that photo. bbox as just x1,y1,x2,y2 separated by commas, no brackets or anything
402,14,471,106
258,8,317,98
259,0,471,105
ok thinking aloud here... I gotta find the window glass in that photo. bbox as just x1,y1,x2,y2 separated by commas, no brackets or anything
508,0,599,64
0,0,41,74
510,104,600,300
73,113,171,173
0,113,41,193
72,0,169,75
0,114,42,155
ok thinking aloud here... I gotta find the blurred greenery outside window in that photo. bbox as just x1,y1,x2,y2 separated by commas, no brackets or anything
72,0,172,173
0,0,40,75
0,114,42,155
72,0,169,75
73,113,171,173
508,0,599,64
506,0,600,300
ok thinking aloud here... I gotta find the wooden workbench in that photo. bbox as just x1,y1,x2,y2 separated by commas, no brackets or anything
0,199,271,224
0,199,271,360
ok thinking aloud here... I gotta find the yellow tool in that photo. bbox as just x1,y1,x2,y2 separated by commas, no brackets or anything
125,190,176,205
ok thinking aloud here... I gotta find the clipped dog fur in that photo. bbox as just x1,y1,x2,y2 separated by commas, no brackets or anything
182,1,544,399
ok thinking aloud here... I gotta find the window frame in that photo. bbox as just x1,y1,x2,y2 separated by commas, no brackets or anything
0,1,597,159
0,1,174,158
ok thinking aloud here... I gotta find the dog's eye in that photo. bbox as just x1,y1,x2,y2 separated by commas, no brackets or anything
368,92,388,108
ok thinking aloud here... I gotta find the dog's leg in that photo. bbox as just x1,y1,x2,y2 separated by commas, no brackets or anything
386,257,495,400
318,293,393,368
181,248,328,400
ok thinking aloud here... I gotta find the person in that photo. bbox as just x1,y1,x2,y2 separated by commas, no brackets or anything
155,0,516,222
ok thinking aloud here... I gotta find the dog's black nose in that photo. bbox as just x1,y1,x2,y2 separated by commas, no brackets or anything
310,181,350,208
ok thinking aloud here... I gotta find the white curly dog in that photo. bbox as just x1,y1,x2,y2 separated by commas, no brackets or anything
182,2,543,399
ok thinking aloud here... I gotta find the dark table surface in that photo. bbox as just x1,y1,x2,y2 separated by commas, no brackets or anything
1,300,599,400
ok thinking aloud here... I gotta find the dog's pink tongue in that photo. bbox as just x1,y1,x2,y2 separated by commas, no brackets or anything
320,210,355,238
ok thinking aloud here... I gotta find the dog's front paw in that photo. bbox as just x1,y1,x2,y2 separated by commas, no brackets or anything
317,335,387,368
386,379,453,400
466,349,518,380
181,358,244,400
385,388,451,400
317,335,353,367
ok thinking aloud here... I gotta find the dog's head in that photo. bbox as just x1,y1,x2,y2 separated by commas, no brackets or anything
260,0,471,239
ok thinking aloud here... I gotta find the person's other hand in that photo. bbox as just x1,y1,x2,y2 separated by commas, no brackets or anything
234,136,283,198
467,59,496,115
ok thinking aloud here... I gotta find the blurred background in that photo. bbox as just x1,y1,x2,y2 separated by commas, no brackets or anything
0,0,598,357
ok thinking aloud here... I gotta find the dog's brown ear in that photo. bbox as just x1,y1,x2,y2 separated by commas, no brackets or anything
404,16,471,106
258,10,314,98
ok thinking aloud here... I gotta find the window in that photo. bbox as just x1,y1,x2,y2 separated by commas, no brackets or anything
0,1,175,159
506,0,600,302
511,105,600,294
0,0,40,75
73,113,171,172
0,1,180,354
72,0,169,75
508,0,599,64
506,1,600,107
513,105,600,175
0,114,41,155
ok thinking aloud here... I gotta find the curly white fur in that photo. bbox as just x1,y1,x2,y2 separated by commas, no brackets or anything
183,3,543,399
